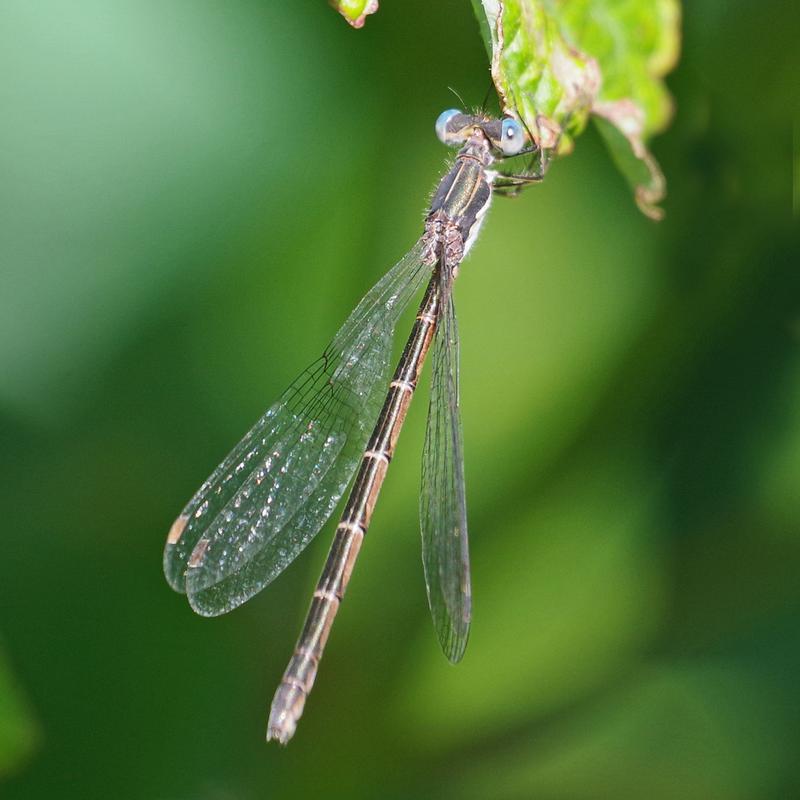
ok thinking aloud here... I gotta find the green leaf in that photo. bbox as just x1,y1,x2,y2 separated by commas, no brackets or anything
470,0,495,56
330,0,379,28
473,0,680,219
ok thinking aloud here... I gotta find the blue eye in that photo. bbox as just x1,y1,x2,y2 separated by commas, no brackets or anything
435,109,462,145
500,117,526,156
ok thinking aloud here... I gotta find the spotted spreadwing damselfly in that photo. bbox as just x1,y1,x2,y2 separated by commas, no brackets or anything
164,109,545,743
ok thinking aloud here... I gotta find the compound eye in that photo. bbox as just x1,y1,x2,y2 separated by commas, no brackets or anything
435,109,463,145
500,117,526,156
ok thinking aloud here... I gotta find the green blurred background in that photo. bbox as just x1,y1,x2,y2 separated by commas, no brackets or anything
1,2,797,798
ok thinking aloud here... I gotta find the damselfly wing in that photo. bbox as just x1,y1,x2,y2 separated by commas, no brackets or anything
164,242,430,614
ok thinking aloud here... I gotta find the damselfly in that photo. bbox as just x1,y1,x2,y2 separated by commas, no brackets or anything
164,109,544,743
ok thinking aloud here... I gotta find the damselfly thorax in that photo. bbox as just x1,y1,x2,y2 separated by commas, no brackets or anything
164,108,543,744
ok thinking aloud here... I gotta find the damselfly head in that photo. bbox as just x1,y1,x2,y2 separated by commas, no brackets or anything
435,109,527,158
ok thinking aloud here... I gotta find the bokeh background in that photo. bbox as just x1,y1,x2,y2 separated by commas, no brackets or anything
1,2,797,798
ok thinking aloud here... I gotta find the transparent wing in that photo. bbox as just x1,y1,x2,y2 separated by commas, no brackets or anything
419,266,471,663
164,240,430,616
